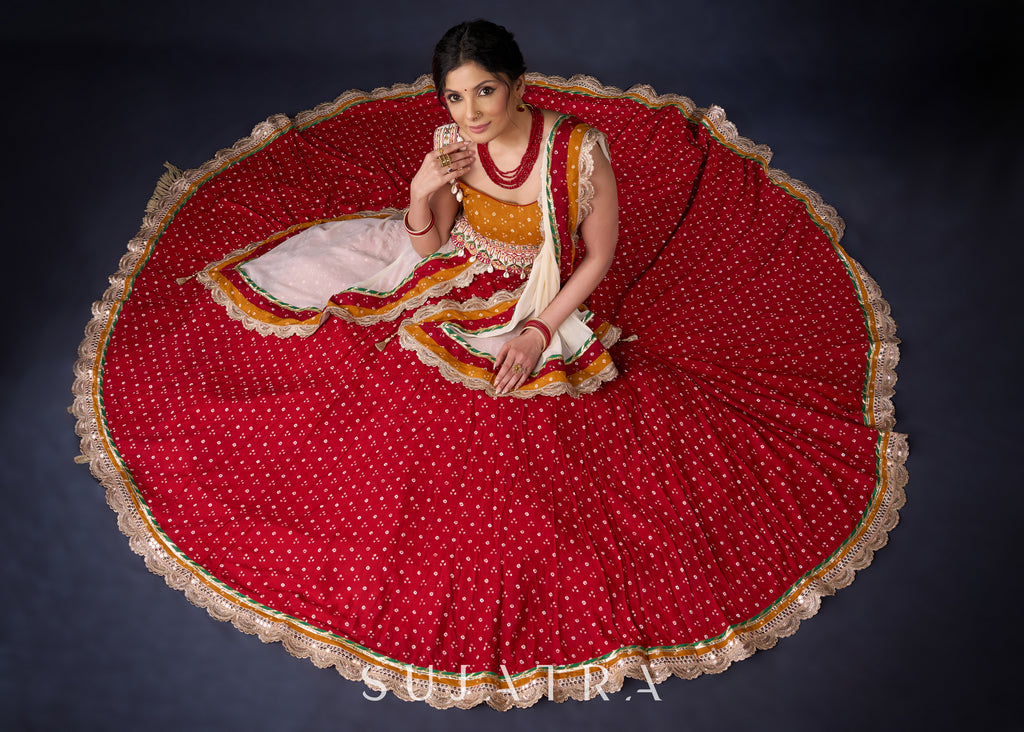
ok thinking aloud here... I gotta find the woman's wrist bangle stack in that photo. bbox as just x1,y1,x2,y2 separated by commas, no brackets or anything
404,210,434,237
522,318,553,348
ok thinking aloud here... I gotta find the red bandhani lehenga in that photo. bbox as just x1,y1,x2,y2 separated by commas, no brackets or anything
73,74,907,710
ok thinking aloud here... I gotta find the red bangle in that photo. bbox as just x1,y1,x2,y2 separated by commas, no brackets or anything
523,318,552,348
404,210,434,237
522,325,544,347
528,318,553,342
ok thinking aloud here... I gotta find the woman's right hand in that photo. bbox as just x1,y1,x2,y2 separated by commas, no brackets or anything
410,141,475,202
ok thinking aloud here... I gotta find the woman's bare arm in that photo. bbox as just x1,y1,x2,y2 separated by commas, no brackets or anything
493,145,618,392
406,141,475,257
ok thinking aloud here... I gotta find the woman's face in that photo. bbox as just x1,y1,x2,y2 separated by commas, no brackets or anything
442,61,523,144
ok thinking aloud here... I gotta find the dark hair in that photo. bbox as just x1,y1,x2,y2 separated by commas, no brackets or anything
431,20,526,104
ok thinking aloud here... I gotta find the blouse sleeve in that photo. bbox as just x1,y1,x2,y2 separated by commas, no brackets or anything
577,126,610,225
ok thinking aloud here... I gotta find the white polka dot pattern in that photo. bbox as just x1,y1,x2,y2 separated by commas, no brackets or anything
77,76,906,706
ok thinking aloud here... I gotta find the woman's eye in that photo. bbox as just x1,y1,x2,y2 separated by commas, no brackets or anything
480,87,494,96
447,94,461,103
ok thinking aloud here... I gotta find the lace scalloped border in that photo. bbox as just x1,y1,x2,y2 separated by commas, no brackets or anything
71,73,906,710
396,289,621,400
195,221,487,338
576,126,606,228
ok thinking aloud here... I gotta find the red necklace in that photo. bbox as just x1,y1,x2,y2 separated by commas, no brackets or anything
478,106,543,190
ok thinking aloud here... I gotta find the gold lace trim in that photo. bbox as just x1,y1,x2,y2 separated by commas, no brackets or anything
576,127,606,226
72,73,905,709
847,256,901,431
144,162,183,213
397,289,619,400
195,215,487,337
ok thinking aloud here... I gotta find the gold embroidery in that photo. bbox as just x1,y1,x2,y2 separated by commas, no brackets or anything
449,210,540,280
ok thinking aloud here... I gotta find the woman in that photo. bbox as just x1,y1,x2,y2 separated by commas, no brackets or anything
75,20,906,709
410,22,617,396
222,20,621,399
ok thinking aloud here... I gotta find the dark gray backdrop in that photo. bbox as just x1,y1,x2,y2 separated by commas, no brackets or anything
3,1,1021,729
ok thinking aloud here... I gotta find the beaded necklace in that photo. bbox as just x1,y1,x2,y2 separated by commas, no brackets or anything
478,106,543,190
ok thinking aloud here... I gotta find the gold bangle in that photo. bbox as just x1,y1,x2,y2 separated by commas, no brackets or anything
404,210,434,237
533,316,553,338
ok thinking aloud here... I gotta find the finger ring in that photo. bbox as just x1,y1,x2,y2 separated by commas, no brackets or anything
512,364,524,374
438,151,452,167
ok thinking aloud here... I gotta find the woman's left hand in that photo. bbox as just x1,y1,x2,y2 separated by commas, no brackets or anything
493,330,546,394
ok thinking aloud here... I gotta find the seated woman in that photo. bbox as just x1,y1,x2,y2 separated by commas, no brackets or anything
211,21,620,398
77,19,907,709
